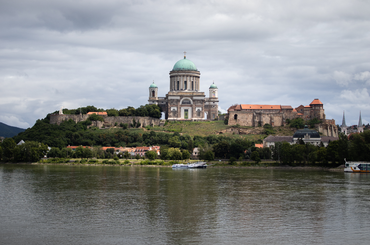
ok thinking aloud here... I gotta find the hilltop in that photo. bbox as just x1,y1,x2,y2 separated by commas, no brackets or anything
0,122,26,138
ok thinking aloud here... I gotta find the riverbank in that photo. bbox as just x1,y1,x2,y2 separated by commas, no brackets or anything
1,160,344,172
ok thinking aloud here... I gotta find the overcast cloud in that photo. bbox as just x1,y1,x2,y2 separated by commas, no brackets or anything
1,0,369,129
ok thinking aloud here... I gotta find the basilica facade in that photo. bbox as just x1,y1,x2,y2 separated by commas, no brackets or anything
148,54,219,120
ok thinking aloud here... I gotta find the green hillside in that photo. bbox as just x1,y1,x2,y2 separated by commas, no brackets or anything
0,122,26,138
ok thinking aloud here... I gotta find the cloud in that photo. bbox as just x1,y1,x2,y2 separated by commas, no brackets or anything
340,88,369,103
333,71,352,87
354,71,370,85
0,0,370,128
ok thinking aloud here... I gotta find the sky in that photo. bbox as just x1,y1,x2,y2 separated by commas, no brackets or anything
1,0,369,129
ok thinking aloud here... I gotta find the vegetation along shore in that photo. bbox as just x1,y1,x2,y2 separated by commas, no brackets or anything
1,105,369,167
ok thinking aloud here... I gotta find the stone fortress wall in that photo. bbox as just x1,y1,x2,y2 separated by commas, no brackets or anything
227,99,338,137
50,114,162,129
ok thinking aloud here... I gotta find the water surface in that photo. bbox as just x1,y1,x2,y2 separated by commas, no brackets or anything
1,164,369,244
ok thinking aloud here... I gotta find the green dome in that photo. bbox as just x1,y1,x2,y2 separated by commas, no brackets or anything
172,57,197,71
209,83,218,89
149,82,158,88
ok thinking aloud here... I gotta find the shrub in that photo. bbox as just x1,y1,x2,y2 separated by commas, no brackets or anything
229,157,237,165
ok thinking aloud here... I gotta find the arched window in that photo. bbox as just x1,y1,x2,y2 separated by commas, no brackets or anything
151,91,155,97
234,114,238,120
182,99,191,105
197,109,201,117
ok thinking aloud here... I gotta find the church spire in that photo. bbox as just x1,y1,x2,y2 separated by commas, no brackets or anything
341,111,347,127
358,111,364,133
358,111,363,127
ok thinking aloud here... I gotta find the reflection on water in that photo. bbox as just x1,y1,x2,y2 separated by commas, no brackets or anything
1,165,370,245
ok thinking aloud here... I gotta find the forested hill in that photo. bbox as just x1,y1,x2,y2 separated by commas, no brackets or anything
0,122,25,138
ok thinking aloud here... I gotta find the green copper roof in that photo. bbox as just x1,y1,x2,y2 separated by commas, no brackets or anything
209,83,218,89
149,82,158,88
172,57,197,71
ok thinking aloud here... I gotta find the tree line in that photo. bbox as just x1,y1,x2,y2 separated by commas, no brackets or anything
59,104,162,119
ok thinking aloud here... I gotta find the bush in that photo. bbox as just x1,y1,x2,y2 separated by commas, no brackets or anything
229,157,237,165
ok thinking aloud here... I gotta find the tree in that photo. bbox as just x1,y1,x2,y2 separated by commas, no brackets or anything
14,141,48,162
167,148,182,160
250,151,261,164
83,147,93,159
145,150,157,160
187,139,194,152
123,151,130,159
160,148,168,160
181,150,190,160
280,142,294,165
202,150,215,161
213,140,230,159
106,108,119,117
61,147,73,158
229,142,245,159
75,146,85,158
289,118,304,129
88,113,104,122
47,147,62,158
2,138,16,161
169,136,181,148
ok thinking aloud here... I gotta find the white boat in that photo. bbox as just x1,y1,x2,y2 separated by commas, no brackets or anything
344,159,370,173
172,163,189,169
172,162,207,169
188,161,207,168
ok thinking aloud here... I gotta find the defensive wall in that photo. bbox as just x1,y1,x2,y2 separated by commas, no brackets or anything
50,114,163,129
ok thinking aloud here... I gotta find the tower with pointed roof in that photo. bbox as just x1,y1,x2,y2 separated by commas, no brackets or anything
148,54,219,120
309,98,325,120
358,111,364,133
341,111,348,135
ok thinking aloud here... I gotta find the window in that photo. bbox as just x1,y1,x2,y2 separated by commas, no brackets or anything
184,81,187,90
151,91,155,97
177,81,179,90
234,114,238,120
182,99,191,105
192,81,194,90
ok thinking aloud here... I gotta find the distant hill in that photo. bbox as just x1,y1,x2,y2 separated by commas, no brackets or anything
0,122,26,138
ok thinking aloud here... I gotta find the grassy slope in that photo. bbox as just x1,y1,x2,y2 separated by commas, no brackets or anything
147,120,295,141
89,121,296,143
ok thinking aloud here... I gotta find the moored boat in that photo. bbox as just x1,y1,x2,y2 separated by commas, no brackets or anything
171,162,207,169
344,159,370,173
187,161,207,168
172,163,189,169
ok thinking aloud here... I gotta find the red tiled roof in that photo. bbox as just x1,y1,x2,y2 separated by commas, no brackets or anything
67,146,91,149
310,99,323,105
101,147,117,151
87,112,107,116
255,144,263,148
240,105,281,110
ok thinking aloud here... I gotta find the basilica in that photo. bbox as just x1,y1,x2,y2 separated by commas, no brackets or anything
148,54,219,120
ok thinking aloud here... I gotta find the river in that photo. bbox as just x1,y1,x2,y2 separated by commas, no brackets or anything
1,164,369,244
